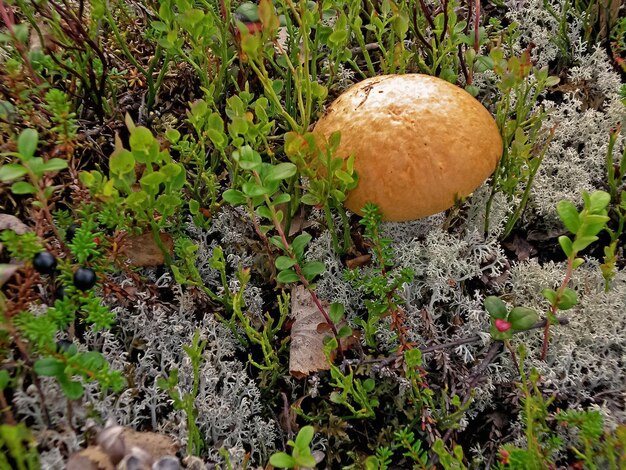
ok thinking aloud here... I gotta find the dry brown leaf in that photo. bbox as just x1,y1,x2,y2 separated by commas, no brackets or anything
502,234,537,261
118,232,173,267
289,286,332,379
0,264,19,287
345,254,372,270
0,214,29,234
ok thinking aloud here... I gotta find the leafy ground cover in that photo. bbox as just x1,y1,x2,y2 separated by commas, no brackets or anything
1,0,626,468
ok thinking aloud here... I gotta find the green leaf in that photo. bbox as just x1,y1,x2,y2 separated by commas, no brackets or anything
572,235,598,253
110,150,135,175
179,8,204,27
337,324,352,338
222,189,247,205
329,302,344,323
234,146,262,170
129,127,155,153
58,376,84,400
300,193,320,205
125,191,147,206
272,79,284,94
558,236,574,257
490,323,512,341
465,84,480,96
334,169,354,184
556,200,580,234
17,128,38,159
362,378,375,392
588,190,610,212
11,181,36,194
474,55,494,73
40,158,68,173
557,287,577,310
207,112,224,132
276,269,299,284
242,181,268,197
295,454,317,467
508,307,539,331
484,296,507,319
79,351,107,370
270,235,286,250
259,0,279,33
0,164,28,182
140,171,165,187
275,256,296,270
291,232,312,258
0,370,9,390
156,194,181,212
310,82,328,100
328,14,348,46
165,128,180,143
273,193,291,205
301,261,325,281
295,426,315,448
160,162,182,179
269,452,295,468
207,129,226,148
236,2,260,22
542,288,557,304
572,257,585,269
79,171,95,187
229,116,249,137
544,76,560,87
256,205,273,220
34,357,65,377
265,162,297,182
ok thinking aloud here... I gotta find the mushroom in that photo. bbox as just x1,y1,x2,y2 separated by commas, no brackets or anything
313,74,503,221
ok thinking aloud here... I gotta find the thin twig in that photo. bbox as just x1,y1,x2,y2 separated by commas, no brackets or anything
367,317,570,369
442,341,503,443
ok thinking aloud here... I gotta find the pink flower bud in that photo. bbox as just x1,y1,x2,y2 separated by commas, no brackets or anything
495,319,512,332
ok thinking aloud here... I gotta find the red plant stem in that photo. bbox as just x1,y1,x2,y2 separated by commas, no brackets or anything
410,6,433,52
0,0,42,86
369,221,412,349
440,0,449,44
252,171,342,353
364,316,570,368
541,256,574,360
473,0,480,52
0,390,16,425
246,202,277,279
418,0,436,31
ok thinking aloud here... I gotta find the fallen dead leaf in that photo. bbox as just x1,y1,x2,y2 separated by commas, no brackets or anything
118,232,173,267
345,254,372,270
526,228,565,241
0,214,30,234
502,234,537,261
0,264,19,287
289,286,332,379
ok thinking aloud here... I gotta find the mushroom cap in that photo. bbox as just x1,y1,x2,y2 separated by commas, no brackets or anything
313,74,503,221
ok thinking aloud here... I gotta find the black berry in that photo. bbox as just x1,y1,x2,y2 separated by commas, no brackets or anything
73,267,97,291
55,285,67,300
66,224,79,243
33,251,57,275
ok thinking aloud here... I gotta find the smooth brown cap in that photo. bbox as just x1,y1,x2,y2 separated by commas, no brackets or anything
313,74,503,221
